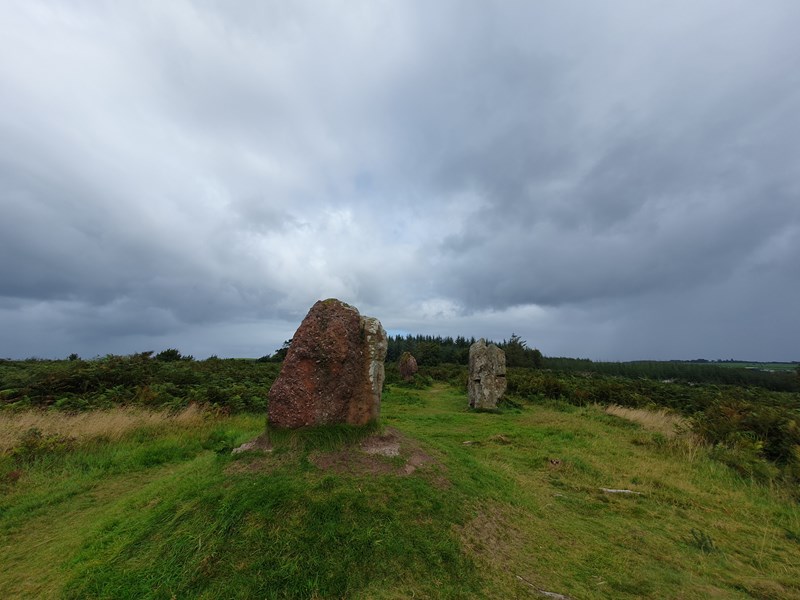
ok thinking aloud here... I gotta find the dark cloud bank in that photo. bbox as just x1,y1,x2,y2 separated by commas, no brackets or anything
1,1,799,360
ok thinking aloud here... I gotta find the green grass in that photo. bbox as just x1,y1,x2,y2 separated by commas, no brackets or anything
2,385,799,598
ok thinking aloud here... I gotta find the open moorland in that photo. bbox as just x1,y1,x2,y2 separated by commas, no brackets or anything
1,353,799,599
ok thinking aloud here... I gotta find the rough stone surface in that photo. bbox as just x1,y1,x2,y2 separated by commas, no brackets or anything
398,351,418,382
468,339,507,409
267,299,387,428
231,435,273,455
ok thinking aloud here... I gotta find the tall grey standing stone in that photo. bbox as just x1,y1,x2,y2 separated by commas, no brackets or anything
468,339,507,409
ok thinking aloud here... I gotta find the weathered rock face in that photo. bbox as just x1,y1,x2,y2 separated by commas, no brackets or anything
268,299,387,428
468,339,507,410
398,352,418,382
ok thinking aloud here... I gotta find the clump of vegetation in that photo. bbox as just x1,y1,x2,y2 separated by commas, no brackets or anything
154,348,193,362
689,529,716,553
0,353,279,413
9,427,75,464
694,399,800,468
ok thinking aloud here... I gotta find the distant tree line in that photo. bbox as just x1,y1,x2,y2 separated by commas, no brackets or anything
541,357,800,393
253,333,798,392
250,333,544,367
386,333,543,368
387,335,473,365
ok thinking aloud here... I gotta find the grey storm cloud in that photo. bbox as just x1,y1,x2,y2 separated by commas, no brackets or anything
1,0,799,360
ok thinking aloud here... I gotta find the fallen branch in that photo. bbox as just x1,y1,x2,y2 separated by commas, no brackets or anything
600,488,642,495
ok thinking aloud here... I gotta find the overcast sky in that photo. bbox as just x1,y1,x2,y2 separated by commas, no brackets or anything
2,1,799,361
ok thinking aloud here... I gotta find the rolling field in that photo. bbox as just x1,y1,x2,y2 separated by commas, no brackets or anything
2,384,799,599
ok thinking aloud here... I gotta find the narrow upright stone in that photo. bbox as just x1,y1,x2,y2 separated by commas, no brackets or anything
267,299,387,428
399,351,418,382
468,339,507,410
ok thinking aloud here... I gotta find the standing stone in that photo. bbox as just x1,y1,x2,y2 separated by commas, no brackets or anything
398,351,418,382
468,339,507,410
268,299,387,428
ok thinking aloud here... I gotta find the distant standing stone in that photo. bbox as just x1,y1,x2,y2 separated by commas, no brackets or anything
268,299,387,428
399,351,418,382
468,339,507,410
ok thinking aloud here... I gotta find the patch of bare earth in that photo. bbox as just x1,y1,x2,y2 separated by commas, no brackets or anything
310,449,396,476
311,428,446,483
225,450,299,475
226,428,447,485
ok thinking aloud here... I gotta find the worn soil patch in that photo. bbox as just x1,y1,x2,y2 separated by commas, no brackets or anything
226,428,447,485
360,430,402,457
225,450,299,475
310,449,397,476
310,428,443,481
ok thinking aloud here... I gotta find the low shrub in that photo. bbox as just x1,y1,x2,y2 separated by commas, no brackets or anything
0,357,280,413
693,400,800,466
10,427,75,464
689,529,716,553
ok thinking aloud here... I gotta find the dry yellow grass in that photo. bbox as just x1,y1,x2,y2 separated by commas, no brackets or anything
604,404,686,438
604,403,705,461
0,404,206,452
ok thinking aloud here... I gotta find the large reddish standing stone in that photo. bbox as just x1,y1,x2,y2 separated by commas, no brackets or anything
268,299,387,428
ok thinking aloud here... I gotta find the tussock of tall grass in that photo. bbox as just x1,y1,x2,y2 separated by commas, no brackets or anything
604,404,705,461
0,405,207,453
604,404,686,438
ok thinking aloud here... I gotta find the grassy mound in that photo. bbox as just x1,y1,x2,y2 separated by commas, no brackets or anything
2,384,799,598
